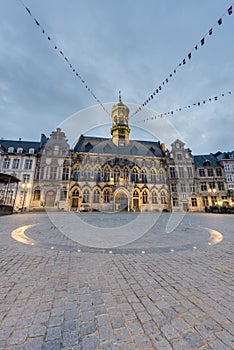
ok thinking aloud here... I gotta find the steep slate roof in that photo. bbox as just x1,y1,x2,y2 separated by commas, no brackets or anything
194,154,220,167
0,140,41,154
74,135,164,157
214,151,234,160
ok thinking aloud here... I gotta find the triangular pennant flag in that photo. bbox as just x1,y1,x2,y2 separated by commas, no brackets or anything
183,59,186,65
203,101,206,104
174,69,176,73
214,96,218,100
228,91,232,94
166,78,168,83
209,28,213,35
195,45,198,50
228,6,232,15
35,19,40,26
48,36,51,40
201,38,205,46
151,95,154,99
54,46,57,49
159,86,162,90
188,52,192,59
198,102,200,106
217,18,222,25
26,7,31,15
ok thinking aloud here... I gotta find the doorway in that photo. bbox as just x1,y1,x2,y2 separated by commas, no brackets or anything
114,191,128,211
45,190,56,207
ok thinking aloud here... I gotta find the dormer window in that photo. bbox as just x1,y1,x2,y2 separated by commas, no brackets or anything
8,147,14,153
29,148,34,154
85,142,93,152
17,147,23,153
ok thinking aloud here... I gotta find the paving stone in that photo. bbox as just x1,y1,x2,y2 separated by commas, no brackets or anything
111,317,125,329
80,335,100,350
8,328,28,345
24,337,44,350
62,331,78,346
45,327,62,341
79,322,96,336
99,326,114,341
182,330,205,348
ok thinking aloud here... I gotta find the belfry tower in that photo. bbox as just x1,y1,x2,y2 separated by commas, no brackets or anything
110,92,130,147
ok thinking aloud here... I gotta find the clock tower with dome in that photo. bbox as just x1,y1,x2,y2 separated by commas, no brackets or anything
110,92,131,147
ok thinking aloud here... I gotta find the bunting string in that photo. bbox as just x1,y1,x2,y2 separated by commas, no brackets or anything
130,4,233,119
132,91,232,124
18,0,110,116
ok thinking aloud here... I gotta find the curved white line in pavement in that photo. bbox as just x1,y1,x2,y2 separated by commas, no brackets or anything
11,224,39,245
204,227,224,245
11,224,224,249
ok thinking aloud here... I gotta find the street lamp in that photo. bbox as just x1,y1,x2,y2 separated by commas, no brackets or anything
21,183,31,212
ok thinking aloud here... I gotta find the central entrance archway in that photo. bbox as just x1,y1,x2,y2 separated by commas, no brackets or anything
45,190,56,207
114,190,129,212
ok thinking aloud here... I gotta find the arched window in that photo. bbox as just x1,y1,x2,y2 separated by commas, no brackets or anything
133,190,139,197
33,187,41,201
72,189,79,196
94,167,101,182
152,191,157,204
104,167,111,182
73,167,80,181
150,169,157,184
161,191,167,204
131,168,139,183
60,187,67,200
159,170,165,184
123,167,129,180
141,169,147,184
8,147,14,153
93,189,100,203
83,189,90,203
142,190,148,204
84,167,91,181
103,189,110,203
114,167,120,183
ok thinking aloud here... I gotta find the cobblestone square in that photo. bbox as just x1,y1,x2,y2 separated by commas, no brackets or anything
0,212,233,349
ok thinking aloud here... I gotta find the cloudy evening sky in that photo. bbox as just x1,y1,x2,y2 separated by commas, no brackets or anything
0,0,233,154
